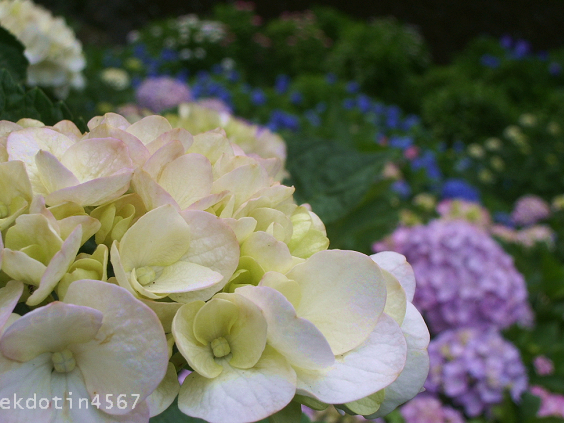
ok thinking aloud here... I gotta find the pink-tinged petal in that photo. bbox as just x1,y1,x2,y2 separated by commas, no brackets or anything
1,249,47,285
86,124,150,167
60,138,133,182
141,140,184,180
35,150,80,193
45,173,133,207
131,169,179,211
287,250,387,355
178,346,296,423
49,369,151,422
7,127,74,163
237,285,335,370
126,116,172,146
366,303,430,418
147,128,194,153
220,216,257,243
0,353,53,423
52,120,83,141
371,252,416,302
65,280,169,415
295,313,407,404
0,281,23,329
0,302,103,361
27,225,83,306
158,154,213,209
186,192,228,212
0,120,22,137
88,113,131,131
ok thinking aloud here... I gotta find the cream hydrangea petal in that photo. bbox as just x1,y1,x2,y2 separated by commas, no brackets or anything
221,217,257,243
60,138,133,182
0,353,53,422
26,225,83,306
1,249,46,285
119,205,192,270
193,298,239,344
236,285,335,370
381,269,407,326
148,128,194,153
64,280,169,415
287,250,387,355
126,116,172,146
7,127,75,164
88,113,131,131
146,363,180,417
53,120,82,141
49,369,151,422
141,140,184,180
0,160,33,204
139,261,223,295
214,293,268,369
131,168,179,211
370,252,416,302
0,281,23,329
35,149,80,193
0,302,103,361
5,213,62,259
140,298,182,333
212,163,269,211
170,210,239,303
186,129,234,164
158,154,213,209
178,346,297,423
45,173,133,207
365,303,430,418
172,301,223,378
295,313,407,404
240,231,294,274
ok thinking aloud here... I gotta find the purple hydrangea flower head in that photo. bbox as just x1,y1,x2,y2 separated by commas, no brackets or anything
196,97,233,114
135,76,192,113
426,328,528,417
401,394,466,423
531,385,564,418
511,195,551,226
374,220,533,333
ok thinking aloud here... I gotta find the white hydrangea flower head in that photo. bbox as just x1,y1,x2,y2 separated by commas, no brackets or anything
0,0,86,98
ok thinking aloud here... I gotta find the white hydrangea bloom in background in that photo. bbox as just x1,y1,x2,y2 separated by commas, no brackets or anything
0,0,86,98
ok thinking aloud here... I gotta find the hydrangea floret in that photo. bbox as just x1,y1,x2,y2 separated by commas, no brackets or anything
0,113,429,422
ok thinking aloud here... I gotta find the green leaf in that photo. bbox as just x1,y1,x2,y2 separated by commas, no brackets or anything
149,398,207,423
0,25,28,83
0,69,86,131
269,401,302,423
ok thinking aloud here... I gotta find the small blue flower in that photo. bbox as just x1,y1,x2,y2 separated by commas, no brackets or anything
549,62,562,76
342,98,355,110
512,39,530,59
441,179,480,202
385,106,401,129
289,91,303,105
227,70,240,82
480,54,500,68
392,180,411,198
493,212,515,228
346,81,360,93
500,34,512,50
411,150,441,180
401,115,420,130
211,64,223,74
275,74,291,94
176,69,189,82
251,89,267,106
161,49,178,62
357,94,372,114
269,110,300,131
389,136,413,150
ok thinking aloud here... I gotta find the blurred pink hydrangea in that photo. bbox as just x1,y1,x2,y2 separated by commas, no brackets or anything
533,355,555,376
135,76,192,113
531,385,564,418
511,195,551,227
